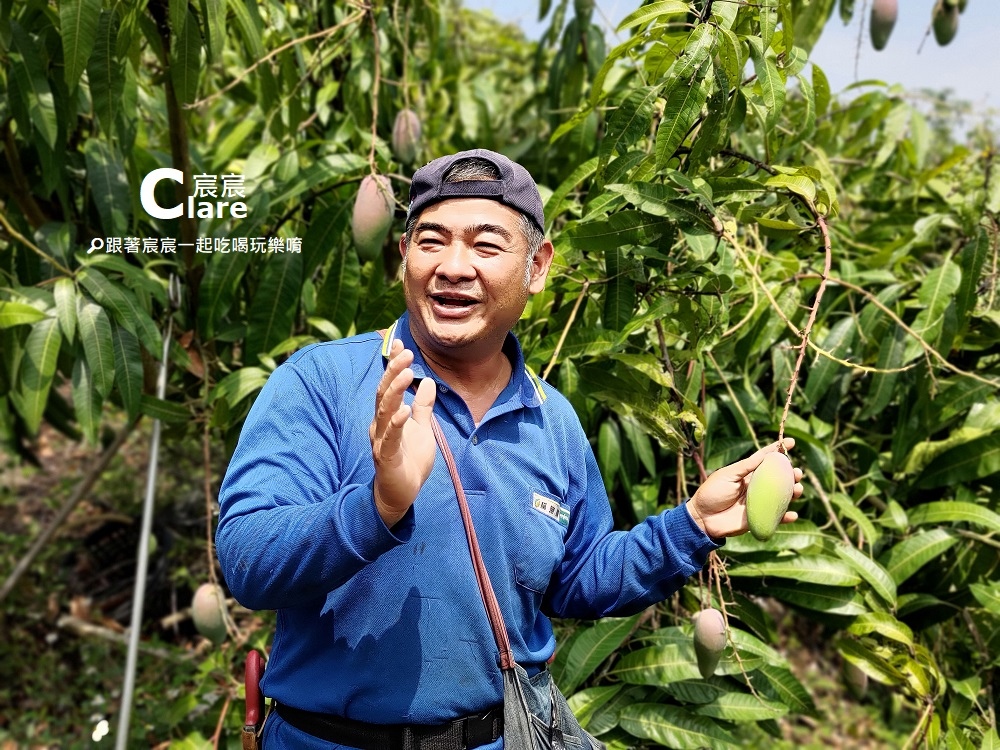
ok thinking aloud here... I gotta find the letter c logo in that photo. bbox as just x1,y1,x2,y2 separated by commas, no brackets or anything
140,168,184,219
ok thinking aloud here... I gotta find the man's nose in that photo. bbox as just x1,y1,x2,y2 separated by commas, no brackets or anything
435,244,476,281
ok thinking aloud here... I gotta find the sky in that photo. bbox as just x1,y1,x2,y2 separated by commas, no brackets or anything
465,0,999,128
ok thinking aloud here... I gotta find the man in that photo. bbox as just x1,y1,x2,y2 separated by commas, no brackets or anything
215,149,802,749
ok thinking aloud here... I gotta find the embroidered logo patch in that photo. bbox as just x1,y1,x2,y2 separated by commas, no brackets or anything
532,493,570,527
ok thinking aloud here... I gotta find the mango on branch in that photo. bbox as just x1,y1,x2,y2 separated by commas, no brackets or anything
351,175,395,262
692,607,727,678
746,451,795,542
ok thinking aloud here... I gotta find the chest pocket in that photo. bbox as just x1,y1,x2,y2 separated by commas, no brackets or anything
513,494,568,594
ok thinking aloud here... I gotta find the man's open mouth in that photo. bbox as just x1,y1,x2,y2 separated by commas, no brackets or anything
430,294,478,308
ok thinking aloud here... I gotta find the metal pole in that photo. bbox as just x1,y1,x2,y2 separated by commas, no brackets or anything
115,276,177,750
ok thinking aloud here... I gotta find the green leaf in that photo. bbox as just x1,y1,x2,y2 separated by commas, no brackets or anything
200,0,225,64
111,324,143,421
87,9,124,137
597,420,622,493
560,615,638,693
750,664,820,718
567,685,623,729
565,211,675,252
907,501,1000,533
60,0,103,90
0,301,48,328
860,324,906,419
726,555,862,586
903,259,962,362
543,157,600,229
847,612,914,647
955,229,989,328
198,252,251,340
302,202,352,281
599,86,660,173
171,8,203,106
83,139,130,237
693,692,787,721
619,704,737,750
616,1,690,31
603,249,636,331
613,644,700,685
71,358,101,444
759,0,778,51
747,43,785,129
245,253,303,365
210,367,271,408
916,434,1000,489
655,65,709,168
78,268,161,354
722,519,824,554
813,64,831,116
804,316,856,406
10,22,59,150
53,278,77,344
316,241,360,338
13,318,62,434
879,529,959,586
77,300,115,399
765,582,867,615
765,173,816,203
140,395,190,424
834,543,897,606
837,637,904,687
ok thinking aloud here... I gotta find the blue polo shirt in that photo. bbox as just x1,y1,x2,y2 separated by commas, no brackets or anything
216,312,719,746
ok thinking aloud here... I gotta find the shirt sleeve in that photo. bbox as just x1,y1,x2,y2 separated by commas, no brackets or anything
542,423,721,619
215,354,413,611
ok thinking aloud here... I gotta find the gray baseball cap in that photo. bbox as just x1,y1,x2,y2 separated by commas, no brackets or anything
406,149,545,232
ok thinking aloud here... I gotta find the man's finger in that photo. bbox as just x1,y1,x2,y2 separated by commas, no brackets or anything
729,438,796,477
376,402,412,461
410,377,437,426
374,365,415,437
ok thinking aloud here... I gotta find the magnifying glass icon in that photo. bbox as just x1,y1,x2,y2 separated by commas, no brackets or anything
87,238,105,255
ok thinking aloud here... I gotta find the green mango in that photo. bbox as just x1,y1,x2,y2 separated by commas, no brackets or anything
746,452,794,541
192,582,228,645
692,608,727,678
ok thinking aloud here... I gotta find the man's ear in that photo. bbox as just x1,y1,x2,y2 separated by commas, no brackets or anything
398,235,407,258
528,239,555,295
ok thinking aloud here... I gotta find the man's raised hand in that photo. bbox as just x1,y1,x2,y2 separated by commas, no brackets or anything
687,438,804,540
370,339,437,527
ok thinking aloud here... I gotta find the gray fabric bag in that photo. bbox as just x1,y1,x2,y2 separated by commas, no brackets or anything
430,417,604,750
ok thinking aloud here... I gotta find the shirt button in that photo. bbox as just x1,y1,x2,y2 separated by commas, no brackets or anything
439,384,449,393
472,434,478,445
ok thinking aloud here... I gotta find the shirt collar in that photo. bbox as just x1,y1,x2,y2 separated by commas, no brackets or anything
381,311,546,409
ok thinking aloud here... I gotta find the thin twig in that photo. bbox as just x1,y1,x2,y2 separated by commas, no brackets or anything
706,351,760,449
542,281,590,381
211,693,232,750
0,210,73,276
0,421,138,603
204,423,216,586
777,212,832,444
805,468,852,547
367,6,381,172
187,12,366,108
799,274,1000,389
57,615,187,660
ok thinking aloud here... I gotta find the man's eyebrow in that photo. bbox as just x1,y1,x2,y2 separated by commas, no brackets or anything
414,221,514,242
467,223,513,241
413,221,450,236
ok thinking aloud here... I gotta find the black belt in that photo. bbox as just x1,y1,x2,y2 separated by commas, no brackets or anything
275,703,503,750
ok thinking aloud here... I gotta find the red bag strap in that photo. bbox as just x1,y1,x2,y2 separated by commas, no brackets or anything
376,328,515,671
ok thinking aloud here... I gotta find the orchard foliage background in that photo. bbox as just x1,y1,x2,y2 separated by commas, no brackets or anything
1,0,999,747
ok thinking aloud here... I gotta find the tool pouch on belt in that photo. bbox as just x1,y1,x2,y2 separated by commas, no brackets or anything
242,650,265,750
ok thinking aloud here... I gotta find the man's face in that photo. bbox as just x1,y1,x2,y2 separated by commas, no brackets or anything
400,197,553,363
